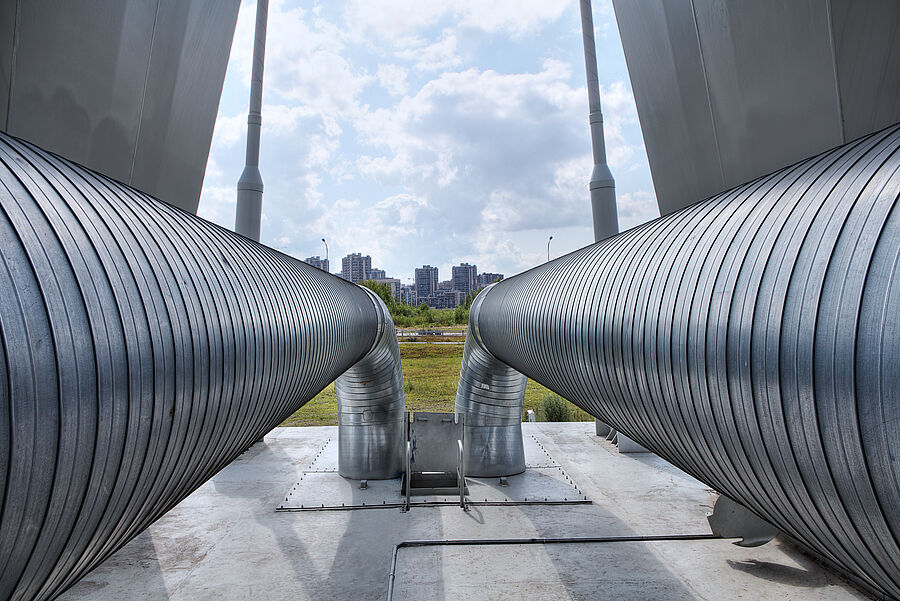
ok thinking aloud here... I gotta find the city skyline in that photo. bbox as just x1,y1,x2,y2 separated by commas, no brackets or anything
314,252,505,290
304,251,504,307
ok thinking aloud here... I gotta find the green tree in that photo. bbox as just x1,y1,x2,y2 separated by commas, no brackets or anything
540,394,572,422
416,303,433,323
462,286,484,310
453,304,468,324
360,279,395,309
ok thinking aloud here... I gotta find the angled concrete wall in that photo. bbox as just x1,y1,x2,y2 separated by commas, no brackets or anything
613,0,900,215
0,0,239,213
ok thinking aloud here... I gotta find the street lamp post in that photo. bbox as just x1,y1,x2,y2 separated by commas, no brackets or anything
547,235,553,262
321,237,329,262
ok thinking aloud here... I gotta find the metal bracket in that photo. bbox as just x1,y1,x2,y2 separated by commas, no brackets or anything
707,495,778,547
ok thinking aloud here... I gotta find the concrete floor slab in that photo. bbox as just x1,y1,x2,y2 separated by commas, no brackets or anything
59,423,867,601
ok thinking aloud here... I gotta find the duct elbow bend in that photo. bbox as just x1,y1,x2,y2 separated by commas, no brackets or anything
455,284,528,477
335,288,407,479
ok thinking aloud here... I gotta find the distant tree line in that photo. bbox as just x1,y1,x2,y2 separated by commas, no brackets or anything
359,280,483,328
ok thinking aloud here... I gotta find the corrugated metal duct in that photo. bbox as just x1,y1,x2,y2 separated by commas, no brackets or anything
336,288,406,479
0,132,402,601
455,286,528,477
468,125,900,600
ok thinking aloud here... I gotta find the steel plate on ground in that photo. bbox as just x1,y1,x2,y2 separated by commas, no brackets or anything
278,466,588,511
524,434,560,468
304,438,338,473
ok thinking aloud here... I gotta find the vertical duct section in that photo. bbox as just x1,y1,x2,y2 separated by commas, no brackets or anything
336,288,407,479
470,125,900,600
455,287,528,477
0,132,382,601
235,0,267,241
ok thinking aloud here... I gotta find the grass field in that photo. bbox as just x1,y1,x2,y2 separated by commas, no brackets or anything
281,342,594,426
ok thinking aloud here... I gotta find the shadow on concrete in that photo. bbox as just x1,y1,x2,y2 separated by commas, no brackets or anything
251,435,449,601
727,558,827,588
59,522,173,600
61,427,856,600
726,538,845,590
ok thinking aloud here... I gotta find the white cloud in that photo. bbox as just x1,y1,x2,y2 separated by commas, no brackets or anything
395,31,461,72
197,184,236,228
376,63,409,96
343,0,569,43
617,190,659,231
599,80,641,169
210,111,246,150
353,60,590,225
454,0,569,36
343,1,448,43
299,193,434,274
199,0,658,279
234,1,372,118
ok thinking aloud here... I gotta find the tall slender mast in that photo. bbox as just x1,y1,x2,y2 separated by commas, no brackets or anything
579,0,618,242
235,0,268,241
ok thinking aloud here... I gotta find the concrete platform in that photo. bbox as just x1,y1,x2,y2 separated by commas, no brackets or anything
59,423,867,601
280,433,585,510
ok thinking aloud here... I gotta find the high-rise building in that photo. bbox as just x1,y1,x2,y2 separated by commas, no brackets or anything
400,285,417,306
303,256,329,273
437,279,452,291
452,263,478,296
420,290,464,309
415,265,438,300
341,253,371,283
370,268,386,280
477,272,504,288
373,278,400,301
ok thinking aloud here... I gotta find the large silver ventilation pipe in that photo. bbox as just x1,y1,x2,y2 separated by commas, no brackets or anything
235,0,268,241
463,125,900,600
336,288,406,479
455,288,528,476
0,132,402,601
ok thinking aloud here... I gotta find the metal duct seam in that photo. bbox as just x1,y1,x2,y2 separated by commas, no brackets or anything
0,132,380,601
455,285,528,477
473,125,900,600
335,287,407,479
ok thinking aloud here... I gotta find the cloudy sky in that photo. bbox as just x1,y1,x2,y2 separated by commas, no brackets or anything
197,0,659,283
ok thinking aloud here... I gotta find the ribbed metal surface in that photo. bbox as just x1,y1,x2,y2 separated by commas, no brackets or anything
0,132,379,601
475,125,900,600
455,286,527,477
336,288,406,479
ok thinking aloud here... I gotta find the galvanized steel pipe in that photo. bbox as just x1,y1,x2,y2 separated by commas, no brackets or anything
472,125,900,600
336,288,406,479
455,287,528,476
0,133,388,601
